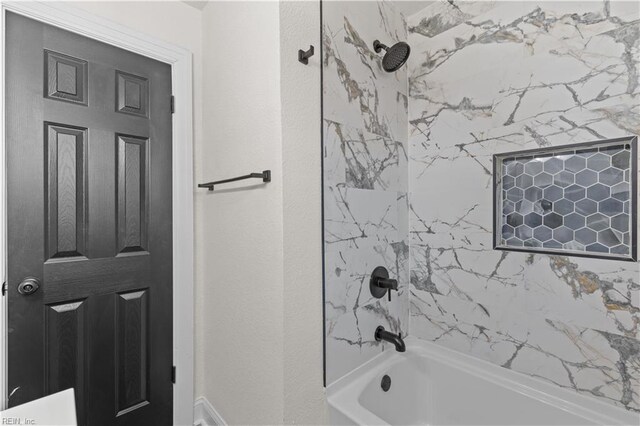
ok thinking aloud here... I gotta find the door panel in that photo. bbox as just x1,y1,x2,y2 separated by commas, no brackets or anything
45,300,86,422
117,135,149,253
6,12,173,425
45,123,88,259
115,290,148,414
116,72,149,118
44,50,88,106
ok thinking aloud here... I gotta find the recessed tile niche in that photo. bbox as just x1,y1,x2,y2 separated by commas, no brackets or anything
494,137,637,261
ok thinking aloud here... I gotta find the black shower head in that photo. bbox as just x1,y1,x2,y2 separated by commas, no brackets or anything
373,40,411,72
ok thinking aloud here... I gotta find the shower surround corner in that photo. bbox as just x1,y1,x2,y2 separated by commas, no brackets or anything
322,0,410,385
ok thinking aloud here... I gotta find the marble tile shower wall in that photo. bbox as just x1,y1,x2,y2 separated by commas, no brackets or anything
323,1,409,385
407,1,639,412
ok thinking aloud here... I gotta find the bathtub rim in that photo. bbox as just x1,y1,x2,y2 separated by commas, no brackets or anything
327,337,638,426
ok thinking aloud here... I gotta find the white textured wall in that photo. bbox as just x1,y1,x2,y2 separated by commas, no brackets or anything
280,1,328,424
198,1,327,423
199,1,285,424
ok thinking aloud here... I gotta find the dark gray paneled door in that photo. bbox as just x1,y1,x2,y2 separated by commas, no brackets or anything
5,12,173,425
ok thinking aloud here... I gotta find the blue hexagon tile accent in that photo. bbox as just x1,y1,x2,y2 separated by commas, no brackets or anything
495,138,637,260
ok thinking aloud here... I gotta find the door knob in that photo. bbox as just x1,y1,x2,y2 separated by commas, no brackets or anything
17,277,40,295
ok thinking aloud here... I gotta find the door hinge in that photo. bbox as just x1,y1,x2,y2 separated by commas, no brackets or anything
1,282,6,296
171,365,176,384
170,95,175,114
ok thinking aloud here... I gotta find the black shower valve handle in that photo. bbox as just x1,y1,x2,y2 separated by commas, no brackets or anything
377,276,398,301
370,266,399,301
376,276,398,289
386,283,400,302
378,278,392,302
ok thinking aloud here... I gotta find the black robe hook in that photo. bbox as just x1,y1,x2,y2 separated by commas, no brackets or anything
298,45,314,65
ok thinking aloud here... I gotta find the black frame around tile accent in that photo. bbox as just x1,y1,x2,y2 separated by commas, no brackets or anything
493,136,638,262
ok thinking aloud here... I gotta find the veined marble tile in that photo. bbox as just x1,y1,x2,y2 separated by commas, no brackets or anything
408,66,532,185
396,91,409,145
324,185,409,385
408,2,527,84
324,234,409,323
510,323,640,412
520,99,639,147
609,1,640,22
324,185,399,252
410,180,638,337
410,289,521,360
323,1,408,142
523,255,639,338
324,121,347,188
407,0,639,411
409,70,516,127
408,110,527,189
326,299,402,384
410,289,640,411
503,43,639,136
324,211,410,385
409,123,487,187
397,192,409,240
409,186,493,244
409,20,639,150
324,120,404,191
520,2,640,58
323,0,408,386
409,241,530,317
388,237,410,343
408,1,498,40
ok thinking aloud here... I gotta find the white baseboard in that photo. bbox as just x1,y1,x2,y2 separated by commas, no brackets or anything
194,397,226,426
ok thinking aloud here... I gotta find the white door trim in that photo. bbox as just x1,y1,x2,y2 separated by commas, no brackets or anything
0,2,195,425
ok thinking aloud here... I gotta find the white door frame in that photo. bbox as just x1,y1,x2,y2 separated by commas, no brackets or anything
0,2,195,424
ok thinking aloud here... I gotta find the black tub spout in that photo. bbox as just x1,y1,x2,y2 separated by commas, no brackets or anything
375,326,406,352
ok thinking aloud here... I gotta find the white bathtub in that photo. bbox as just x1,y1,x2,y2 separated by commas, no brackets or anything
327,337,638,426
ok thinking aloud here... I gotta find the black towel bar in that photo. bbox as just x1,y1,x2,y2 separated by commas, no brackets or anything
198,170,271,191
